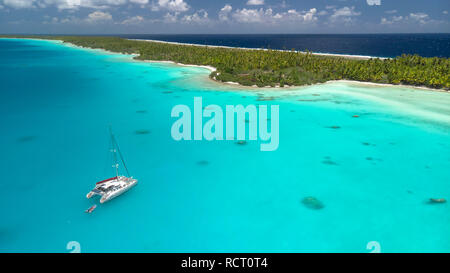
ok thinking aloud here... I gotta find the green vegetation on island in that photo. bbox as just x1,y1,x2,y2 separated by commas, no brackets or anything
3,35,449,89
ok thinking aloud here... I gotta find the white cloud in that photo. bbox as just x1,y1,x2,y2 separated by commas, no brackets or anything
443,11,448,15
48,10,114,25
3,0,36,8
182,9,209,24
130,0,148,4
219,4,232,22
38,0,128,10
86,11,112,22
298,8,317,22
44,0,80,10
157,0,189,12
380,18,389,25
163,12,178,23
381,15,403,25
121,15,144,24
385,9,397,14
246,0,264,5
332,7,361,18
58,16,79,24
232,7,318,24
232,8,266,23
409,12,429,24
367,0,381,6
330,6,361,23
380,13,438,26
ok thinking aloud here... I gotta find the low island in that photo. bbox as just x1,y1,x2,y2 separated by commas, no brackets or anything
2,35,449,90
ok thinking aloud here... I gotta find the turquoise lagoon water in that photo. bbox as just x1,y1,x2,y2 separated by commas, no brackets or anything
0,38,449,253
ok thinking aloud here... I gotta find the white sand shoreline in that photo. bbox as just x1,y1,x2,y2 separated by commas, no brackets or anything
141,60,216,73
324,80,449,93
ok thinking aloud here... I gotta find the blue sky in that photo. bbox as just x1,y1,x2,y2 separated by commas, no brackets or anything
0,0,449,34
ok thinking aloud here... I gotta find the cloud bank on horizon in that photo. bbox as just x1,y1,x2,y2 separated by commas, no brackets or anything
367,0,381,6
0,0,448,34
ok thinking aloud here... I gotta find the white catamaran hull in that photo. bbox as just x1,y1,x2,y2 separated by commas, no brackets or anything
100,179,138,203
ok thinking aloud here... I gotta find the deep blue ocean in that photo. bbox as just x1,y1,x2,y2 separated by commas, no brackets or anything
121,34,450,58
0,38,449,253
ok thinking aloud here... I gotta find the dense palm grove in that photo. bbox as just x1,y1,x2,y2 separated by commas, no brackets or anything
5,36,449,89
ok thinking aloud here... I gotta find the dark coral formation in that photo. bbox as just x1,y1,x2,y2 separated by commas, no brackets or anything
428,198,446,204
256,96,277,101
17,136,36,143
301,196,325,210
322,156,339,165
322,159,339,165
135,130,151,135
297,98,328,102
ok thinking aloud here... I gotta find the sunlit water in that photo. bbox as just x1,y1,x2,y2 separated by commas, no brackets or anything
0,38,449,253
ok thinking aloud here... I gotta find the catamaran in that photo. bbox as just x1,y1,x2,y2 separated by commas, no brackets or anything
86,128,138,203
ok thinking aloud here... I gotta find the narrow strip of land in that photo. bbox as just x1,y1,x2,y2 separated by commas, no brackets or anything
1,35,448,90
129,38,383,60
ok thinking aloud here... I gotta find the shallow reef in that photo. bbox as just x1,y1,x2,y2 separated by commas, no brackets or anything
362,142,376,146
322,156,339,165
256,96,277,101
17,136,37,143
197,160,209,166
297,98,328,102
301,196,325,210
427,198,446,204
135,130,151,135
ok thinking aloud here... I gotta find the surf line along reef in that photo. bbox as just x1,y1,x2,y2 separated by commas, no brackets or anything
171,97,279,152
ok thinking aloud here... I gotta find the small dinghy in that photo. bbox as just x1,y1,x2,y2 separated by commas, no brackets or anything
85,205,97,213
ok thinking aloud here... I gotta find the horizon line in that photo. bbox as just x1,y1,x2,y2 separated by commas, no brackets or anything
1,32,450,36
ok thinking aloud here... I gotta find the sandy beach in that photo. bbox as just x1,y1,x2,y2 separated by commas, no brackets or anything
142,59,216,73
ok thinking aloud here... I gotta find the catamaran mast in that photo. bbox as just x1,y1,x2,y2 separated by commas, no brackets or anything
109,126,131,178
110,127,120,178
